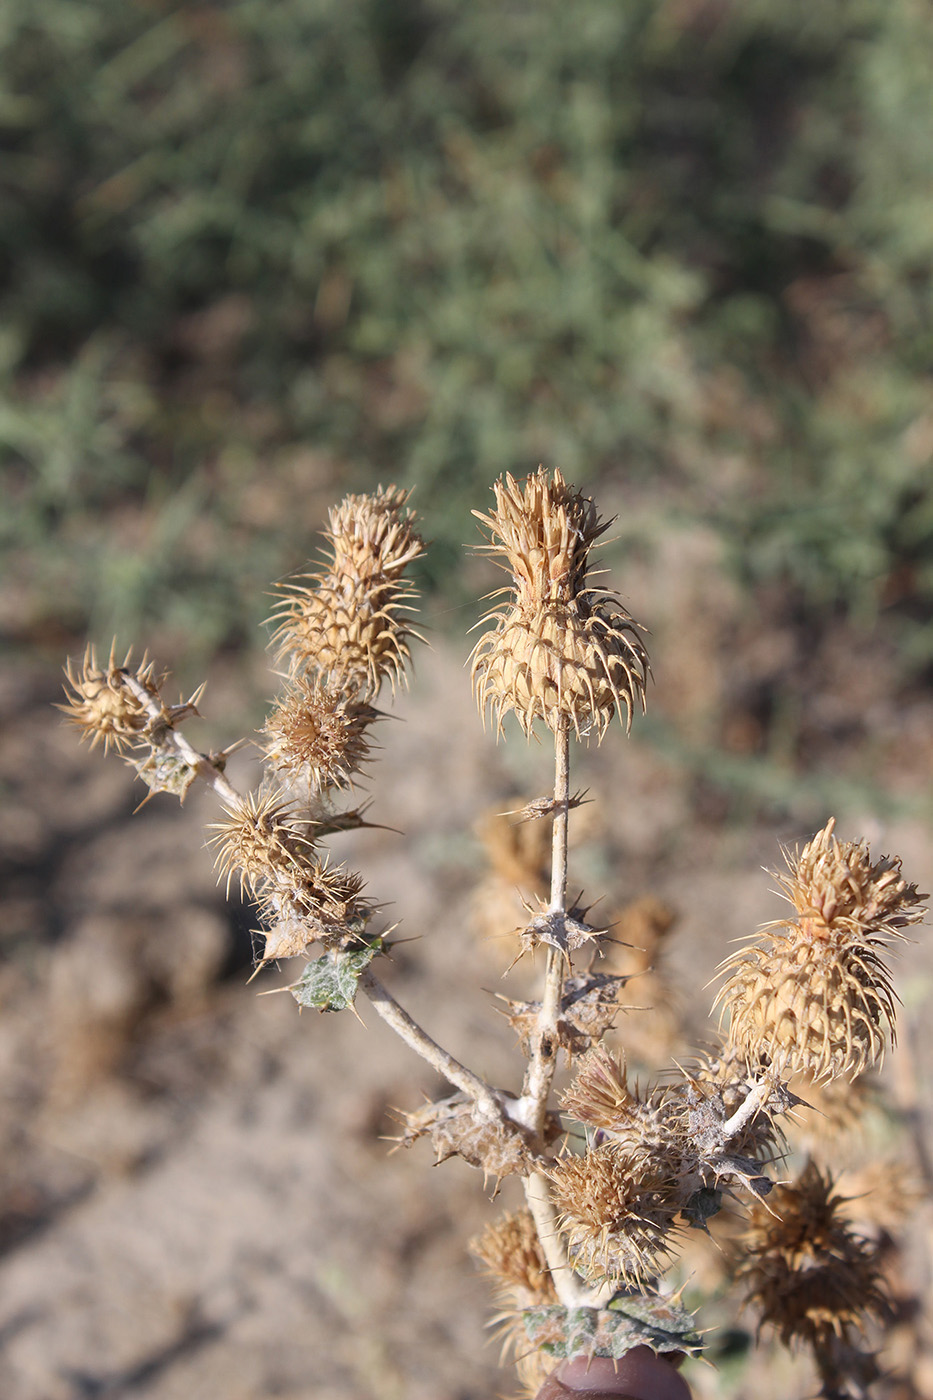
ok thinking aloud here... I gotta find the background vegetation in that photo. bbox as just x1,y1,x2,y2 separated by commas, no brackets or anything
2,0,932,804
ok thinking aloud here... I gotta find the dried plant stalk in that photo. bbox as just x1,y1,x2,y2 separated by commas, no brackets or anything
61,472,928,1400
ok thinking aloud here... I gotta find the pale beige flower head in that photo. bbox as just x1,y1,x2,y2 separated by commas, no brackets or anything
60,644,164,754
263,679,377,793
271,485,424,700
715,820,927,1082
471,469,648,740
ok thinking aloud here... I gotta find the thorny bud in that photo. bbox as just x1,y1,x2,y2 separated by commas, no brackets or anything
736,1160,889,1394
547,1142,679,1285
263,678,378,793
210,790,371,957
271,485,424,700
471,468,648,740
715,820,927,1082
470,1208,558,1307
499,974,630,1059
395,1092,558,1185
60,644,166,755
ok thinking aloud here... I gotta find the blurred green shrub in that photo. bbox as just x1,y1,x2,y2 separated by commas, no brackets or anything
0,0,931,677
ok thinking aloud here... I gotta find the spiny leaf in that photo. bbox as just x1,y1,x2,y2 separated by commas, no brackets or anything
289,939,383,1013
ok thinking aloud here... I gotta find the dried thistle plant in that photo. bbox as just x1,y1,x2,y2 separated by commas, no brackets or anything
61,471,929,1399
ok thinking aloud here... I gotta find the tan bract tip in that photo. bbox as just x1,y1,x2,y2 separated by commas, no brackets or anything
471,468,648,740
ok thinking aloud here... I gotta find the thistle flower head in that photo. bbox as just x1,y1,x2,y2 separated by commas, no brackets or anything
471,468,648,740
715,820,927,1082
560,1046,639,1131
210,790,371,957
209,789,312,899
547,1143,679,1285
469,1209,557,1309
774,817,925,944
271,485,424,700
737,1161,889,1377
60,644,164,754
263,679,377,793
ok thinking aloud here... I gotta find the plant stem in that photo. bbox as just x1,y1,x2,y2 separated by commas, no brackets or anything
515,726,595,1309
721,1079,770,1143
124,670,507,1120
122,673,242,808
358,968,500,1116
519,726,571,1143
523,1170,595,1308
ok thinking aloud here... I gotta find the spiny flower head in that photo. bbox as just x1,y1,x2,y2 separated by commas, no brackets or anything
547,1142,680,1285
469,1209,557,1309
736,1161,889,1367
263,679,377,793
715,820,926,1082
471,468,648,741
561,1045,639,1130
469,1210,559,1399
209,789,313,900
271,485,424,700
60,644,164,755
210,790,371,956
774,817,925,944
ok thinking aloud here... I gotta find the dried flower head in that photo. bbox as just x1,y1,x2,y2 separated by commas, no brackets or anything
547,1143,679,1284
209,790,371,954
561,1046,639,1131
60,644,164,754
470,1209,558,1309
736,1160,889,1388
271,486,423,699
209,789,313,899
715,820,927,1082
470,1210,559,1399
263,679,377,793
471,469,648,740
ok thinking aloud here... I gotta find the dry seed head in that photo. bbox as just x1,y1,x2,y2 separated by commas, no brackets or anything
774,818,925,944
469,1211,559,1400
209,789,316,900
736,1160,889,1353
263,679,377,793
271,486,423,699
561,1046,638,1130
60,644,164,754
718,928,900,1082
715,821,927,1083
471,469,648,740
258,855,370,949
469,1209,557,1309
547,1143,679,1285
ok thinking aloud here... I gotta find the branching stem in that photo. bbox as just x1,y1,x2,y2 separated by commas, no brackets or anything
358,968,500,1116
122,673,242,808
721,1078,771,1143
523,1170,595,1308
123,670,505,1119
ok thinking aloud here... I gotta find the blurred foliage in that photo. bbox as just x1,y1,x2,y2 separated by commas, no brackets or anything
1,0,931,689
